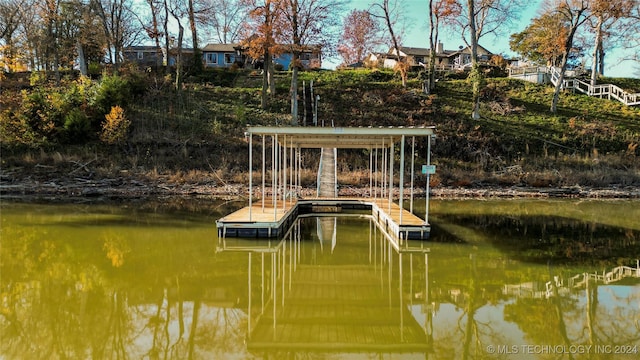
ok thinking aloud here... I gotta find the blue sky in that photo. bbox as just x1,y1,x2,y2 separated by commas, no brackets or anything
333,0,637,78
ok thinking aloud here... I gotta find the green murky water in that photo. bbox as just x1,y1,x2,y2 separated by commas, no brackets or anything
1,199,639,359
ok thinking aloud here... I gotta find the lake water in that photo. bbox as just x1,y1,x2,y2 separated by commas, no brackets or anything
1,199,639,359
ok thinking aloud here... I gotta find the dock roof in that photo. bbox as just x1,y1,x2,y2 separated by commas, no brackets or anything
246,126,435,149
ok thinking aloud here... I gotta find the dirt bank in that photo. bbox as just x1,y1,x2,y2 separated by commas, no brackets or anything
2,170,639,202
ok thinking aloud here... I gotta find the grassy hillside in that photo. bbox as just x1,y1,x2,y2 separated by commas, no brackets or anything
1,68,639,193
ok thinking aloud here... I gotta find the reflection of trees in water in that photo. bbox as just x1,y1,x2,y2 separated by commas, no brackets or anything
439,214,640,264
505,278,640,359
0,224,250,359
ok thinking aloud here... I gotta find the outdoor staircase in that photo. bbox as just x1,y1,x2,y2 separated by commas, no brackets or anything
509,66,640,106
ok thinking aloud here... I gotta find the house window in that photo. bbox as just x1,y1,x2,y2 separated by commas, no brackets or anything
206,53,217,64
137,51,144,60
224,53,233,64
300,53,311,61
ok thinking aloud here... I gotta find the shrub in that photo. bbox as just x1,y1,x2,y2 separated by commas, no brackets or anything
93,75,131,116
63,109,92,143
100,106,130,145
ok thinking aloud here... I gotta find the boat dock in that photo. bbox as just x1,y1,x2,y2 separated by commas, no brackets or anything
216,126,436,240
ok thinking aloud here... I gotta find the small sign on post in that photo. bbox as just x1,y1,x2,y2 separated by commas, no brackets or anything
422,165,436,175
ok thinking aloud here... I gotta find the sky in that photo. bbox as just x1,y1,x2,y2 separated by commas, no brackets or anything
329,0,638,78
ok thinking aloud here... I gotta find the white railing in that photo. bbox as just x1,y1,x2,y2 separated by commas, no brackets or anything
540,66,640,106
487,65,639,105
545,261,640,298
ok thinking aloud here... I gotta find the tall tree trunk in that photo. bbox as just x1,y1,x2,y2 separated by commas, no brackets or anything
174,20,184,91
290,0,300,125
144,0,163,72
468,0,480,120
261,50,271,109
551,7,586,113
163,0,170,68
591,14,604,87
381,0,406,87
188,0,202,73
427,0,437,94
77,40,88,76
598,46,605,75
291,63,299,125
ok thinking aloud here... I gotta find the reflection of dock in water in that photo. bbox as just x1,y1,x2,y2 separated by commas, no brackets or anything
217,216,433,354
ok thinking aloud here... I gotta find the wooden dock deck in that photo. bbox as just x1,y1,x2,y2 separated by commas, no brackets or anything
216,196,430,240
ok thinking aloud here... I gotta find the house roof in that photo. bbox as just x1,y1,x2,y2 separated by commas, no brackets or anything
202,43,240,52
387,44,493,58
397,47,431,57
124,46,161,52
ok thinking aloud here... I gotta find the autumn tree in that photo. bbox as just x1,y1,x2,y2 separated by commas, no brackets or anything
242,0,283,109
279,0,345,125
370,0,408,87
510,13,569,66
0,0,25,73
338,9,381,67
549,0,590,113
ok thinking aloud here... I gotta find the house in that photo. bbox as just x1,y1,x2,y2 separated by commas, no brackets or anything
202,43,245,68
123,46,164,68
123,46,195,68
123,41,322,70
275,45,322,70
366,43,494,70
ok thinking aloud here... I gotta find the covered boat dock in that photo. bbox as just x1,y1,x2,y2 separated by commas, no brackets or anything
216,126,436,240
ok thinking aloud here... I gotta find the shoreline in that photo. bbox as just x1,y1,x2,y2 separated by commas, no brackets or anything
2,176,639,202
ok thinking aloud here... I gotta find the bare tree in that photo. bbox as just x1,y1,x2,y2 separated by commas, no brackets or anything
428,0,461,92
279,0,345,124
589,0,635,86
167,0,186,90
188,0,202,73
200,0,250,44
370,0,408,87
91,0,140,72
450,0,527,119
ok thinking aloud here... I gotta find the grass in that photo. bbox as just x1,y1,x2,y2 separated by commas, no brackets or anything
1,68,639,191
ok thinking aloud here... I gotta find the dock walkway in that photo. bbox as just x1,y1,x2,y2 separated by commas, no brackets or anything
216,196,431,240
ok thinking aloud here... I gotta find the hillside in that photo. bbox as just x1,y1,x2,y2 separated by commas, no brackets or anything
1,68,639,199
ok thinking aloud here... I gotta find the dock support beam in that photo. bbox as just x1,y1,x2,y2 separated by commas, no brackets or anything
399,135,405,225
249,132,253,221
